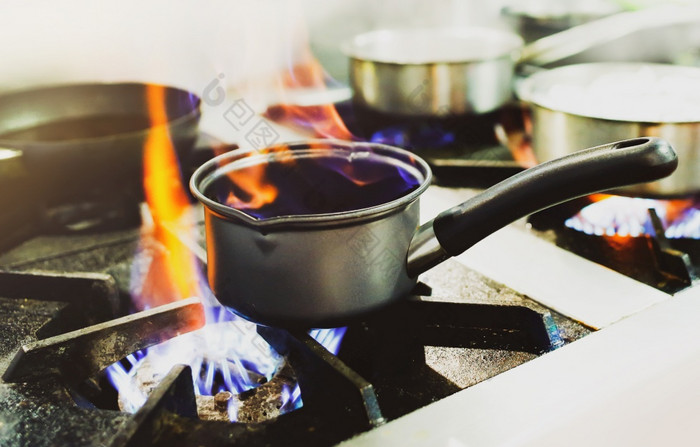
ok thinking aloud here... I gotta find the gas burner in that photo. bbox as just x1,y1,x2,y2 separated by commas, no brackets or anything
565,194,700,239
110,336,297,423
0,230,588,447
529,196,700,293
105,303,344,423
344,101,530,188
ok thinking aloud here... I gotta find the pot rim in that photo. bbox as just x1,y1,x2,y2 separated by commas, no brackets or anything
341,27,524,65
190,139,432,228
517,62,700,124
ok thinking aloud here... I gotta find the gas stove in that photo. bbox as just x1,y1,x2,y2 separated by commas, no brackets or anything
0,183,590,446
2,99,700,447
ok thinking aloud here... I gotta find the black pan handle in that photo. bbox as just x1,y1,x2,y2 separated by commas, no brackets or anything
406,137,677,277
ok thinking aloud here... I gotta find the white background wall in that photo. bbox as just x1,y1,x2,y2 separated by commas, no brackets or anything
1,0,698,115
0,0,506,95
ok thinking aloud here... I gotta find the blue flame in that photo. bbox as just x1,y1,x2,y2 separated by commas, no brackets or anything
309,326,348,356
105,301,348,422
565,196,700,239
105,301,282,420
281,326,348,411
279,384,303,413
370,124,455,149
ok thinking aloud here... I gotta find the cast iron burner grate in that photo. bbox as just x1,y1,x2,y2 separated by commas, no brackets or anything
529,199,700,293
0,180,589,447
0,266,571,447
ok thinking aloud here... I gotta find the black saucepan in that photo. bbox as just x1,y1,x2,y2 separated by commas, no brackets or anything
191,137,676,328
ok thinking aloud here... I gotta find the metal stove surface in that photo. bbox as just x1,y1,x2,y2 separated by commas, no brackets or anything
0,194,589,447
348,187,700,447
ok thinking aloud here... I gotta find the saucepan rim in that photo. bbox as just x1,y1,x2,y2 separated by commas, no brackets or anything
190,139,433,228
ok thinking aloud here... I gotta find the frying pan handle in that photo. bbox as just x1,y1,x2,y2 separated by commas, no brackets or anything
406,137,677,277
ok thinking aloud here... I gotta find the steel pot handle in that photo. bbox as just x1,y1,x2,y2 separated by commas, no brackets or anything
518,5,700,66
406,137,677,277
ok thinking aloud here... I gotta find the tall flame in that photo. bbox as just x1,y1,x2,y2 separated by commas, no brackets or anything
136,84,204,321
253,3,353,141
108,4,355,417
217,2,355,212
107,85,348,421
108,85,285,420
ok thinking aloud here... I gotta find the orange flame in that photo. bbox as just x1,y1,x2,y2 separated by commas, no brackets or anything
225,162,279,209
589,193,695,219
588,193,614,203
265,45,353,140
495,106,537,168
222,144,299,210
138,85,204,320
223,15,355,212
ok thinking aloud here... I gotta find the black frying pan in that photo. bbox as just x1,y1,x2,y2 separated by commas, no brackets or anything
0,82,200,250
0,82,201,202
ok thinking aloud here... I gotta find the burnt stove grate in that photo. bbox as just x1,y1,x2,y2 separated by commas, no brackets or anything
529,199,700,293
0,206,589,447
0,271,565,447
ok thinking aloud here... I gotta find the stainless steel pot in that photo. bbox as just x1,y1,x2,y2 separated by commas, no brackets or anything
190,138,676,328
344,6,700,116
517,62,700,197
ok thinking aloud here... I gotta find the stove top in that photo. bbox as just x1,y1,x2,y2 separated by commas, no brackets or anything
3,99,700,446
0,196,589,446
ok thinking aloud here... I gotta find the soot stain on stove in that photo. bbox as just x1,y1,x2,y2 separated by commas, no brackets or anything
0,298,68,364
0,296,129,447
419,262,591,388
0,382,129,447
